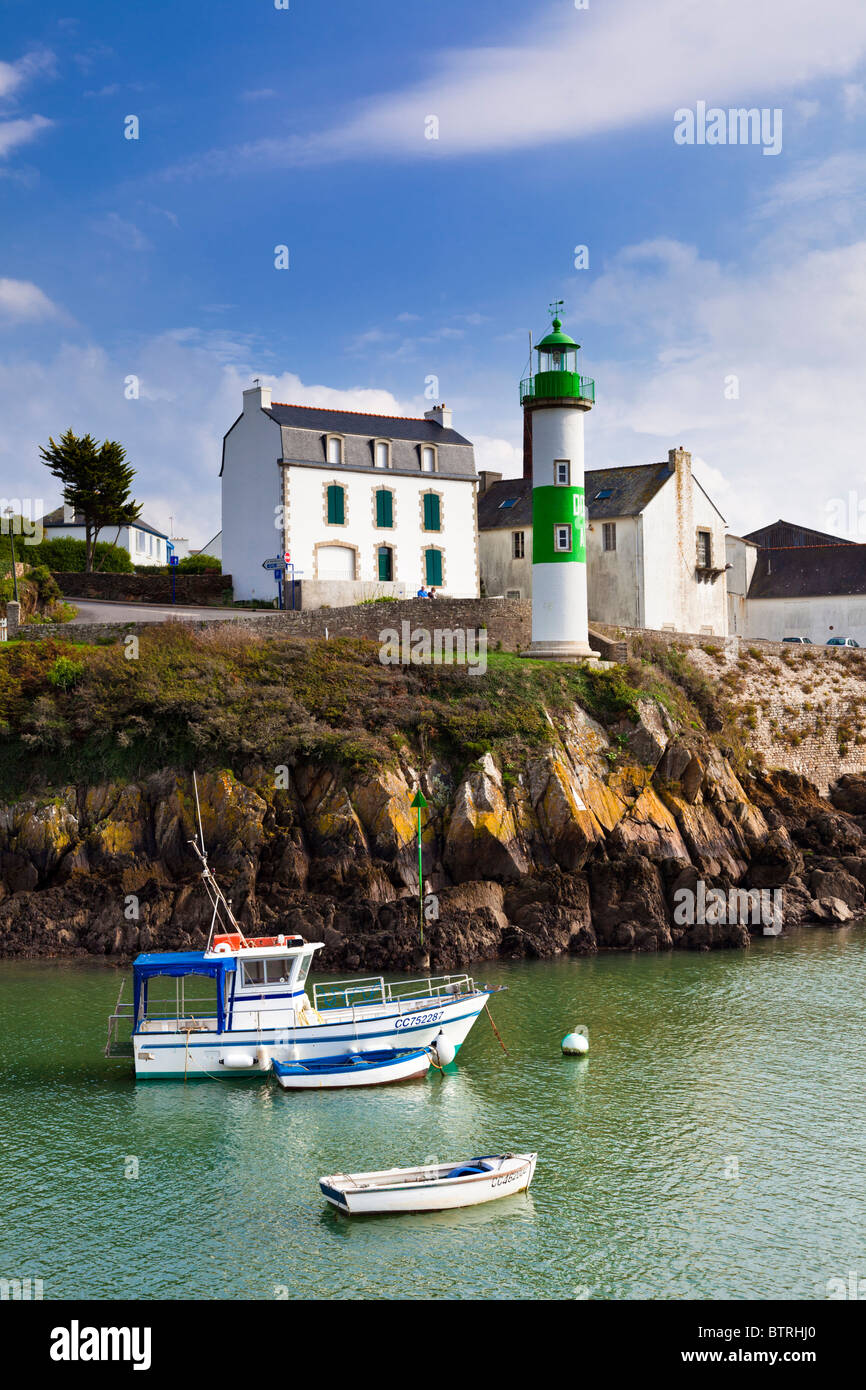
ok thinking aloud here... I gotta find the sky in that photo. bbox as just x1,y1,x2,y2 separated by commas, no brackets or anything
2,0,866,546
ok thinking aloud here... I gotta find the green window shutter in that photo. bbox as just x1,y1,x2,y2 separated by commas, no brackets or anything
423,493,441,531
376,489,393,528
327,484,344,525
378,547,393,581
425,549,442,586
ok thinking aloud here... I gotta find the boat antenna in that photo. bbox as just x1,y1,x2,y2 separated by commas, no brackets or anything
188,771,249,952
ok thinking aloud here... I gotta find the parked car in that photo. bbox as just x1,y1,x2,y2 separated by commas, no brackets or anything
826,636,860,648
782,636,812,644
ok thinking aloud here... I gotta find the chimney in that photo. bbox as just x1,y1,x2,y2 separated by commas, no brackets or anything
243,381,272,414
478,470,503,494
668,445,691,474
424,403,452,430
523,410,533,480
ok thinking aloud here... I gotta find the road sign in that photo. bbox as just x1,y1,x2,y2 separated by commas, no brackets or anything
169,555,179,567
273,567,285,582
262,558,284,570
284,550,291,563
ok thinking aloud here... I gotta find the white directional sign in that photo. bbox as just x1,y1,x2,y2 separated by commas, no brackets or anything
262,558,284,570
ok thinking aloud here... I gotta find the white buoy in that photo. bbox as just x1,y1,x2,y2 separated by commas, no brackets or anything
431,1031,456,1067
561,1027,589,1055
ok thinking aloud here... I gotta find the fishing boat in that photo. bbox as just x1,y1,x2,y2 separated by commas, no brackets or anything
105,778,497,1080
271,1047,431,1089
319,1153,538,1215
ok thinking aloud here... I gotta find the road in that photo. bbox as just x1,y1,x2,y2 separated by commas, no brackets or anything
63,599,282,625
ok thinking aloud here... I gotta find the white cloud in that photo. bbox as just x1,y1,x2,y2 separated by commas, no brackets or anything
167,0,866,173
0,115,52,159
472,435,523,479
93,212,153,251
0,278,60,324
0,49,55,101
575,236,866,535
842,82,866,117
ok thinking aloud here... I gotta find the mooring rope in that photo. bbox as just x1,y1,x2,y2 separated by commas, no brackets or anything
485,1002,509,1056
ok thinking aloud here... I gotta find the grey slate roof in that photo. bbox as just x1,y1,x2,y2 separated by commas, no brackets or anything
747,544,866,599
744,519,856,549
265,402,472,447
40,507,168,539
477,463,675,530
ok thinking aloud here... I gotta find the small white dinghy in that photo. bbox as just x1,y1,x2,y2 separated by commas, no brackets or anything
272,1047,430,1090
320,1153,537,1214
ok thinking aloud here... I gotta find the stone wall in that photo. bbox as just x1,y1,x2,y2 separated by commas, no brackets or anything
51,571,232,604
20,597,629,661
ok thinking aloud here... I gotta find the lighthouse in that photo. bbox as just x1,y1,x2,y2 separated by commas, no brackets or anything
521,302,596,662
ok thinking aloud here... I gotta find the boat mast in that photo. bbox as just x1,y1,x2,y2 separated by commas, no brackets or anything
189,772,250,951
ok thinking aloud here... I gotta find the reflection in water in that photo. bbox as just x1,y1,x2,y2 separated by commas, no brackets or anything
1,925,865,1299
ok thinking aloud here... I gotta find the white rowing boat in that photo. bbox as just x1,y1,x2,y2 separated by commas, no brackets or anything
272,1048,431,1089
319,1153,537,1214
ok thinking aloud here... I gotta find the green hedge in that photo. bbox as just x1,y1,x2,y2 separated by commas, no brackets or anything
24,535,134,573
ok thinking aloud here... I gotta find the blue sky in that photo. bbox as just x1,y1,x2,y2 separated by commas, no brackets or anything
2,0,866,544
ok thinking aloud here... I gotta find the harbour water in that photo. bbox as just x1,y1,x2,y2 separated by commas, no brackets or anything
2,924,865,1300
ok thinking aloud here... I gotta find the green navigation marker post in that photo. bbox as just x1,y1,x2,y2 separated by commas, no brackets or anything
410,789,428,945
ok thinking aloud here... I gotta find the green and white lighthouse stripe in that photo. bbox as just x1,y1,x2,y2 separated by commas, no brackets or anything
532,485,586,564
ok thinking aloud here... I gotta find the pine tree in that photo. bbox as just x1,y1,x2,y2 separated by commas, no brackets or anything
39,430,141,572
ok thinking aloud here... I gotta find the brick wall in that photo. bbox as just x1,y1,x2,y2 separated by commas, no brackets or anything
52,571,232,604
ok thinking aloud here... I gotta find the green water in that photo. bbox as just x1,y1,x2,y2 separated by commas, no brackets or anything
2,926,865,1300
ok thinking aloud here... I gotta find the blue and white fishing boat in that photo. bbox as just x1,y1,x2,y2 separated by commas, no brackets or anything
105,781,496,1081
271,1047,431,1089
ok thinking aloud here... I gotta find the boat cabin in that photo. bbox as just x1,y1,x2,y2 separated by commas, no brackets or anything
132,935,324,1035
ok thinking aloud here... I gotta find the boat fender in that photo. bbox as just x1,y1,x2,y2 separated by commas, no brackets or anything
431,1030,456,1067
256,1045,271,1072
561,1027,589,1055
220,1051,257,1069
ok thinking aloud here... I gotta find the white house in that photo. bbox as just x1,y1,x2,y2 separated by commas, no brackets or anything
221,384,479,605
39,507,170,566
726,520,866,644
478,447,729,636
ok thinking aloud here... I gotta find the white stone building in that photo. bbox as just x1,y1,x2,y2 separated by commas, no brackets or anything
39,507,170,566
221,385,479,605
479,447,729,636
726,520,866,644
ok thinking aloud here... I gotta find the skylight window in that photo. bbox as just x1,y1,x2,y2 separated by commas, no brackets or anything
593,488,613,500
499,498,518,508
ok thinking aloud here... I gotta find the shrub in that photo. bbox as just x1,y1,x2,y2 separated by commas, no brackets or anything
47,656,84,691
25,535,134,573
177,553,221,573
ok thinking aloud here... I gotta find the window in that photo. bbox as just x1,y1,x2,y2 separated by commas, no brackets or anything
602,523,616,552
425,548,443,587
512,531,525,559
375,488,393,528
241,960,266,987
506,589,522,600
296,954,312,988
422,492,441,531
326,435,343,465
594,488,613,501
421,446,435,473
378,546,393,581
498,497,518,509
697,530,712,567
265,959,294,985
374,440,390,469
554,524,572,553
135,530,144,552
555,460,571,486
327,484,345,525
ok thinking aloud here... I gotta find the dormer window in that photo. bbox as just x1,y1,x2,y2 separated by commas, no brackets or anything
374,440,390,469
325,434,344,465
421,445,436,473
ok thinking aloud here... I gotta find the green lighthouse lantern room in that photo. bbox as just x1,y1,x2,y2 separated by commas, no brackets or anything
520,301,595,406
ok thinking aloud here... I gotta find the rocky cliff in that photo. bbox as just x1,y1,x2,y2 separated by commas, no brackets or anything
1,623,864,967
